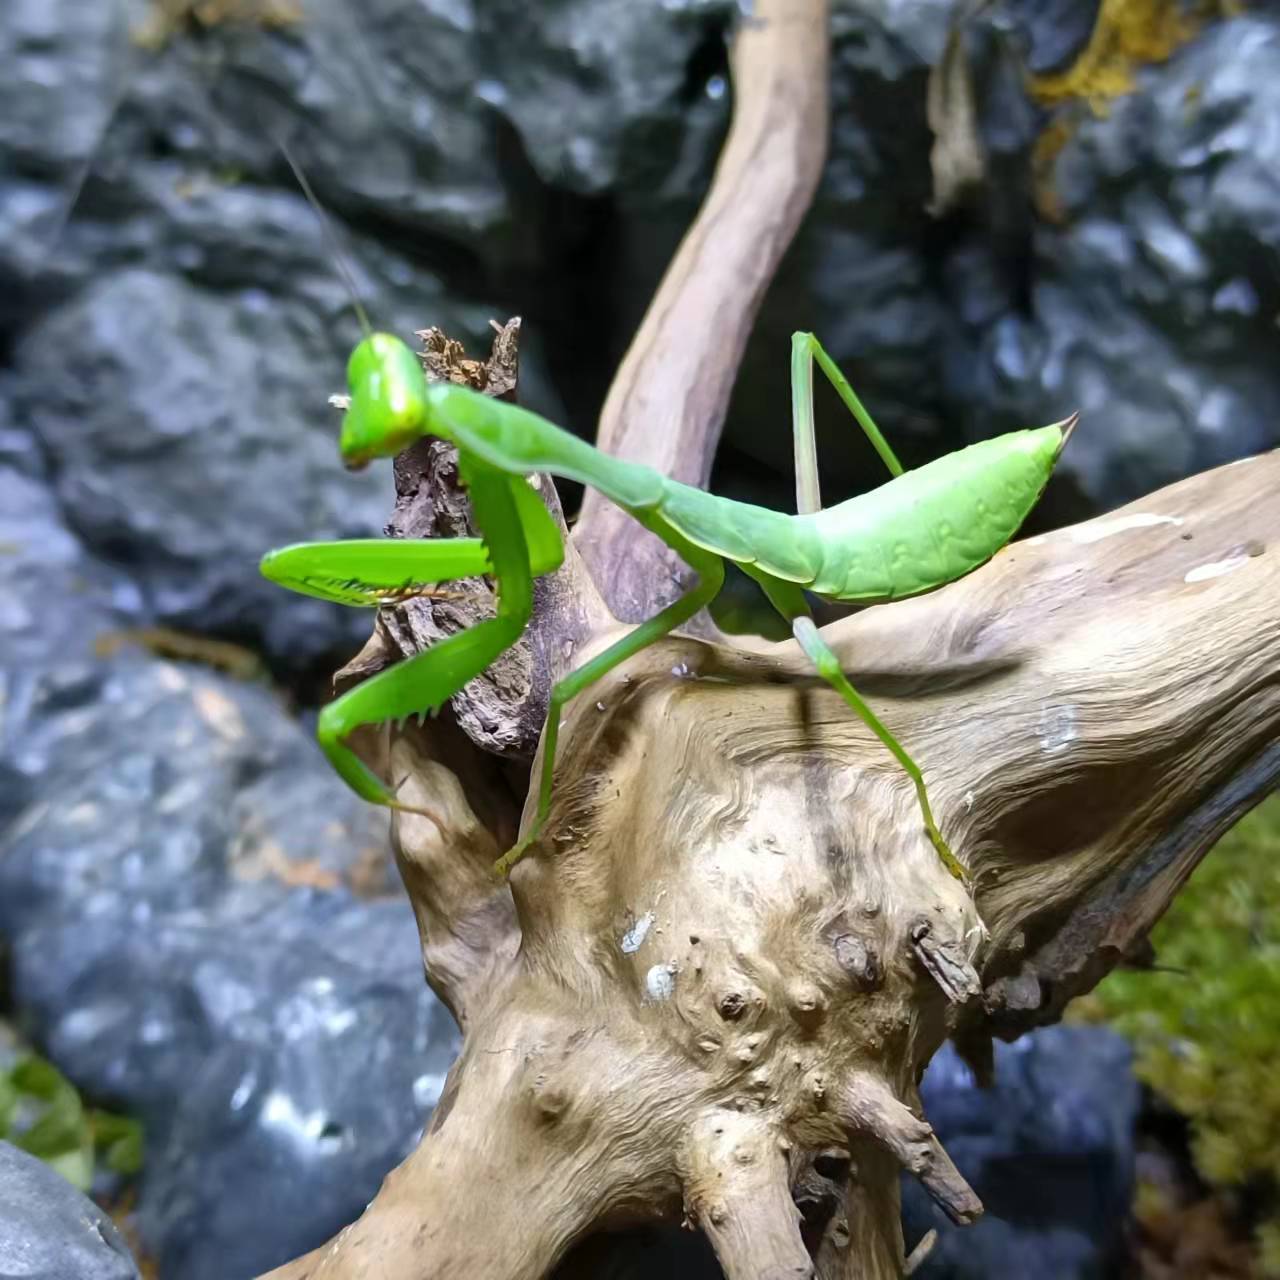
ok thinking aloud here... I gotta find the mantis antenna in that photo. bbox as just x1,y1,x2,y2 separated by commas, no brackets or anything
31,0,137,275
274,131,373,338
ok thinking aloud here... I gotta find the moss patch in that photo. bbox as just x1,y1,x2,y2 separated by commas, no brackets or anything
1086,793,1280,1274
0,1054,143,1193
1027,0,1242,112
136,0,302,50
1026,0,1247,221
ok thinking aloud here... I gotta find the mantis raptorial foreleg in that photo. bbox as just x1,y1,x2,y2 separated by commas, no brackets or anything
494,536,726,876
260,537,493,607
790,331,906,514
314,459,538,825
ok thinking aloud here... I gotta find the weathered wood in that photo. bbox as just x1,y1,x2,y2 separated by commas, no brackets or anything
262,452,1280,1280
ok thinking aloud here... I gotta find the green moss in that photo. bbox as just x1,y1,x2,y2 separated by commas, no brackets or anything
1091,793,1280,1271
0,1054,142,1192
136,0,302,51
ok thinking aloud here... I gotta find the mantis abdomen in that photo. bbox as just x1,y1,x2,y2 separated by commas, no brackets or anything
804,426,1064,600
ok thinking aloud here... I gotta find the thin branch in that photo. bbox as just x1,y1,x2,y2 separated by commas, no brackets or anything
841,1074,982,1226
574,0,831,619
904,1230,938,1277
680,1110,814,1280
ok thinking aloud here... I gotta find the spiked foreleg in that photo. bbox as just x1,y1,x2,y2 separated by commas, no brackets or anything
314,463,537,823
260,537,493,607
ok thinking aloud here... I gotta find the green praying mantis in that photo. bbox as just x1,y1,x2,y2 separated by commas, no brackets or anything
261,288,1075,881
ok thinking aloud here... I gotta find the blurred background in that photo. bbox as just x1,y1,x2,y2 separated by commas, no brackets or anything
0,0,1277,1276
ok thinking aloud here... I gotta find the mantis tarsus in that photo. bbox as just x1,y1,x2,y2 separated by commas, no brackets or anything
262,321,1075,883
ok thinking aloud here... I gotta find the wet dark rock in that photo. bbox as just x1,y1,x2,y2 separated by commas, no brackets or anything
0,461,139,826
946,12,1280,515
474,0,735,196
0,1141,142,1280
904,1025,1139,1279
999,0,1102,76
0,464,137,671
0,0,505,291
0,0,741,667
716,0,980,502
11,267,400,669
0,650,456,1279
720,7,1280,521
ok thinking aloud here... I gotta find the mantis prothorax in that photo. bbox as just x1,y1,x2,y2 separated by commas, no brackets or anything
263,322,1075,882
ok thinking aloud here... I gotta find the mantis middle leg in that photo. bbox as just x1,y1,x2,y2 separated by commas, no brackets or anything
746,569,967,884
790,331,905,515
494,537,726,877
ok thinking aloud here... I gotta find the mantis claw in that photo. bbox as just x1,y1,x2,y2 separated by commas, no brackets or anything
492,822,543,880
929,827,971,887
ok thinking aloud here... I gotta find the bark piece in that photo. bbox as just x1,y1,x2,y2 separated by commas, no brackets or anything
910,918,982,1005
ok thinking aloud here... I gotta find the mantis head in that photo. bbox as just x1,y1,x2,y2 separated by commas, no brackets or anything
339,333,433,470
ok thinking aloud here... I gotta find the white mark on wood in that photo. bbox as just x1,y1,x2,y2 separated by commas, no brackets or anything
1038,704,1077,755
595,701,606,711
621,912,655,953
645,964,676,1001
1069,513,1184,545
670,662,691,678
1185,554,1252,583
962,790,975,812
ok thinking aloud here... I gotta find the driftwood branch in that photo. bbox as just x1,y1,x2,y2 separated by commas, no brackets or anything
258,0,1280,1272
263,451,1280,1280
574,0,831,620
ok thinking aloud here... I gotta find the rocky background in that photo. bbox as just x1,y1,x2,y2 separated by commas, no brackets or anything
1,0,1277,1276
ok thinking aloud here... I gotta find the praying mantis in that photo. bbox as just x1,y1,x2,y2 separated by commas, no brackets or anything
262,313,1076,881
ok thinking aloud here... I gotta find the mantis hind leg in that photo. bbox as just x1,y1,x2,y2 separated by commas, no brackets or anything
750,562,966,884
494,541,726,877
790,615,966,883
790,332,905,515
